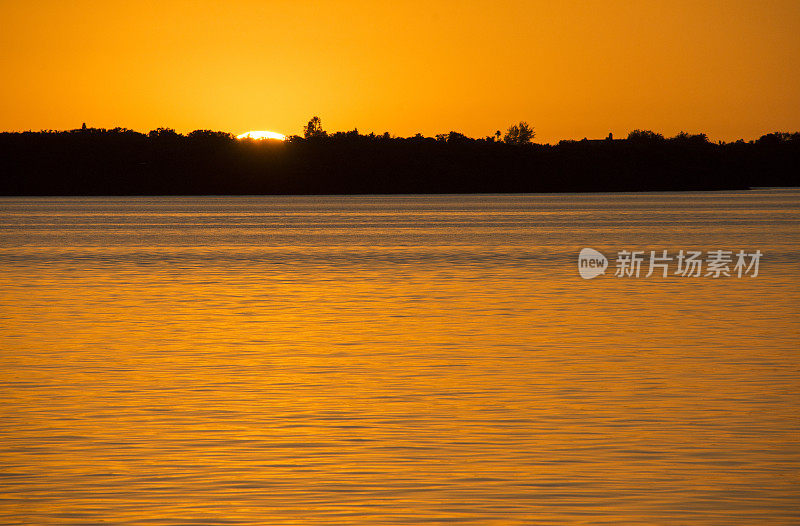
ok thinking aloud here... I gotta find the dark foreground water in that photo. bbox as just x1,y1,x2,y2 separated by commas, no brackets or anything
1,191,799,525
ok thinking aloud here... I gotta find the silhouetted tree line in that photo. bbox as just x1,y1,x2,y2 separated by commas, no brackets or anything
0,120,798,195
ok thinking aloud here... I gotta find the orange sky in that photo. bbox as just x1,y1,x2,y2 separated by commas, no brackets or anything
1,0,798,143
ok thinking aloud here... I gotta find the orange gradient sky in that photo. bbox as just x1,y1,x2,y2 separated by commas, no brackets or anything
1,0,798,143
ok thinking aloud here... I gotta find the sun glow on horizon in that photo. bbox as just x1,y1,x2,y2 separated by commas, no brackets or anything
237,130,286,141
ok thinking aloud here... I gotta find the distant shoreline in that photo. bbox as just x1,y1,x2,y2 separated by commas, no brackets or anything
6,189,800,200
1,128,797,196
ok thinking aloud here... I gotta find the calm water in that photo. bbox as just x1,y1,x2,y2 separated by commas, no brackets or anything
1,191,799,525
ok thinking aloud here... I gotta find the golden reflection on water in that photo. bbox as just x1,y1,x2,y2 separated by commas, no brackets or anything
1,192,799,524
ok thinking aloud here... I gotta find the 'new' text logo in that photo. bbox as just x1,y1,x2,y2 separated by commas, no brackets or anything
578,248,608,279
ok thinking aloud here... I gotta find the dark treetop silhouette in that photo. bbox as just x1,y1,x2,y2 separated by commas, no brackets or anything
1,118,798,195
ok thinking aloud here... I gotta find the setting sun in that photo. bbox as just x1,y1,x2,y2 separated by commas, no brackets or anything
236,130,285,141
